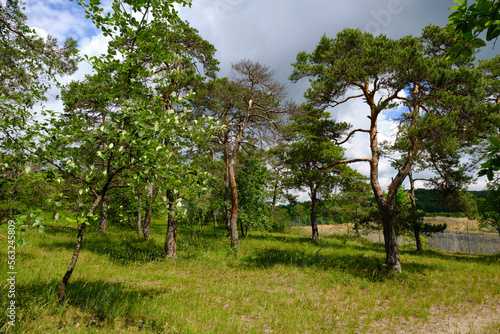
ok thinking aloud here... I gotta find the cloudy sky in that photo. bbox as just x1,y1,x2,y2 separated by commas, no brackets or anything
24,0,497,197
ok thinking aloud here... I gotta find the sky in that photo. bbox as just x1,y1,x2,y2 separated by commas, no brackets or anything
24,0,498,199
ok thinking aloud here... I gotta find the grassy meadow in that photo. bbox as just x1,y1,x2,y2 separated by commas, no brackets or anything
1,220,499,333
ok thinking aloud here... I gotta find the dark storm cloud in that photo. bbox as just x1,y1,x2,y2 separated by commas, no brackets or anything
28,0,490,191
177,0,491,191
178,1,454,76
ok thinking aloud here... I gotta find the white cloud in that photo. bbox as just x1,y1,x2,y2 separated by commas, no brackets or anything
26,1,92,42
32,27,49,39
22,0,491,192
80,33,110,59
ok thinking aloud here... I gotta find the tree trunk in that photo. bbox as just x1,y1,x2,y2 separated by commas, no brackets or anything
369,104,403,273
310,187,319,243
51,201,57,220
409,174,423,251
58,195,102,304
137,191,142,235
271,175,279,219
354,223,360,238
223,147,232,237
143,182,153,240
228,161,239,248
414,227,423,251
381,208,402,272
165,190,178,258
98,194,108,234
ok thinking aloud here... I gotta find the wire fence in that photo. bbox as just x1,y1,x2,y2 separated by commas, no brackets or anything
289,216,500,255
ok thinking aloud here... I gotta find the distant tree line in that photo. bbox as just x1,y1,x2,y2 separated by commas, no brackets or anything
413,189,486,214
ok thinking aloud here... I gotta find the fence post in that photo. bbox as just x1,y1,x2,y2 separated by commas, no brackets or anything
467,221,471,255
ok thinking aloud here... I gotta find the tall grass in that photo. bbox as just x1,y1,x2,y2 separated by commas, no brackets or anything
1,221,499,333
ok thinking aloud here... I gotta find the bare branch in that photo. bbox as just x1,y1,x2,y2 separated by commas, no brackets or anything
326,94,365,108
335,128,371,145
320,158,371,170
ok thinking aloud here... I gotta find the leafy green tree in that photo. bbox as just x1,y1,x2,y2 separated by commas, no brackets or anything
446,0,500,60
235,151,273,237
60,14,218,238
290,27,490,271
193,77,243,240
272,206,292,230
447,3,500,181
329,168,373,237
478,180,500,235
0,0,78,222
404,174,446,251
0,0,78,128
266,148,287,220
292,203,306,222
194,60,290,248
275,106,349,243
477,55,500,180
21,0,218,303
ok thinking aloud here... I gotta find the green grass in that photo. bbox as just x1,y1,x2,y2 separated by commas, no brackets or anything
1,221,499,333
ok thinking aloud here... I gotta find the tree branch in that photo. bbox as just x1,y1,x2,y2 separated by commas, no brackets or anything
335,128,371,145
320,158,371,170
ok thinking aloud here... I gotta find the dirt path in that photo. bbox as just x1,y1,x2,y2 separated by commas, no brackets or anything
369,301,500,334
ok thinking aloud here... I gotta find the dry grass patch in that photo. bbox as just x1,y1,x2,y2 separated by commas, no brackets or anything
1,224,499,333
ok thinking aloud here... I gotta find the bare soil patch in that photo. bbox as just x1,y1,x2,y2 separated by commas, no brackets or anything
370,301,500,334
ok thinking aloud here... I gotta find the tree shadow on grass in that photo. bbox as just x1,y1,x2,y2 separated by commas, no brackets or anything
246,233,313,245
240,247,441,282
246,232,385,254
42,224,233,265
400,248,500,265
44,231,167,265
13,278,167,332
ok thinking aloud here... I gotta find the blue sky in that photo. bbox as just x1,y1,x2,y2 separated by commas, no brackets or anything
24,0,496,193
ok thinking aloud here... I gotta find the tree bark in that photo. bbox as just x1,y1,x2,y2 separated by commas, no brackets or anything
310,186,319,243
369,105,402,273
51,201,57,220
228,160,239,248
165,190,178,258
414,225,423,251
409,174,423,251
381,207,402,272
137,191,142,235
226,118,249,249
58,195,102,304
271,175,279,219
143,182,153,240
223,144,232,237
98,194,108,234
